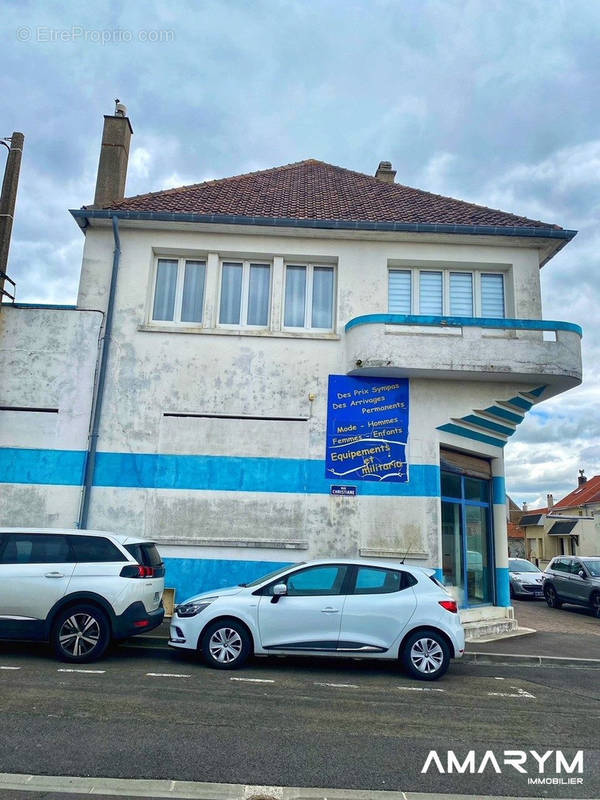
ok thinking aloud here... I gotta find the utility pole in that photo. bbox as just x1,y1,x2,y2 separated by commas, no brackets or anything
0,132,24,303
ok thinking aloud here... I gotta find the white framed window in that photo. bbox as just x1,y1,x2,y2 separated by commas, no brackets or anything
219,261,271,327
152,258,206,323
388,268,505,318
284,264,335,330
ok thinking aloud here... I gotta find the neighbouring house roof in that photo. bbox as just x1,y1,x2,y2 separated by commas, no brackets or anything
507,521,525,539
552,475,600,510
547,520,579,536
93,160,565,230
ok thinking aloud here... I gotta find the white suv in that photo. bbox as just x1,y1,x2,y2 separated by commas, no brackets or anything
169,559,465,680
0,528,165,662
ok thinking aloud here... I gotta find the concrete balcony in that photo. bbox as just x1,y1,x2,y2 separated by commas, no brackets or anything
344,314,582,399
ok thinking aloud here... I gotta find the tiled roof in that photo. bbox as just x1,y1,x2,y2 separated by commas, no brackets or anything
101,159,562,229
507,521,525,539
553,475,600,510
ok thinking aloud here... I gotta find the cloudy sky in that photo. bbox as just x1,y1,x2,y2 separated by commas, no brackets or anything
2,0,598,507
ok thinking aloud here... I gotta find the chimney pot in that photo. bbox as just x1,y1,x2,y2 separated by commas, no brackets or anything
547,493,554,508
375,160,396,183
93,103,133,208
522,502,528,512
578,469,587,487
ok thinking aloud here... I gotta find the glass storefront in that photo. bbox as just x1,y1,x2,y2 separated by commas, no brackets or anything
441,468,494,607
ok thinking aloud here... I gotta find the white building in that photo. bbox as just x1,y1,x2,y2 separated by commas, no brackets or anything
0,108,583,638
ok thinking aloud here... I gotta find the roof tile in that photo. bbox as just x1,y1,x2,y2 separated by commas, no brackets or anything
97,159,563,230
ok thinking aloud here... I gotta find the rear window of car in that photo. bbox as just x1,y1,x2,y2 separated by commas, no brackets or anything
124,542,163,567
71,535,128,563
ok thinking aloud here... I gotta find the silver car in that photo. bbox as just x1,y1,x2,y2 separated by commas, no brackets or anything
543,556,600,617
508,558,544,599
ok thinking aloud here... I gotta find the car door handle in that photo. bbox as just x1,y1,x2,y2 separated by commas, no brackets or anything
321,607,339,613
44,572,64,578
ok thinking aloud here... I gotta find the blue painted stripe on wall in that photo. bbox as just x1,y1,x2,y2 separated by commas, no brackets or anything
462,415,514,437
0,448,440,497
492,477,506,505
345,314,583,337
162,556,293,603
527,386,547,398
0,448,86,486
437,423,506,449
496,567,511,607
506,396,533,411
484,406,523,424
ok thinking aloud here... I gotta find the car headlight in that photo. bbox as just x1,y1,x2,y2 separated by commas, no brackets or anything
176,598,217,617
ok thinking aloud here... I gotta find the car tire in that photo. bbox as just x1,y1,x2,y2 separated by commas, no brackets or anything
200,619,252,670
401,629,450,681
544,585,562,609
51,604,111,663
590,592,600,618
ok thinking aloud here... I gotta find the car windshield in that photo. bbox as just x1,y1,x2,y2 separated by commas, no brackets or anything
509,559,540,573
582,560,600,577
241,563,300,588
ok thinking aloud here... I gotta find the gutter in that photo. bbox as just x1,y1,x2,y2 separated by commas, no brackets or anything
78,215,120,528
70,210,576,268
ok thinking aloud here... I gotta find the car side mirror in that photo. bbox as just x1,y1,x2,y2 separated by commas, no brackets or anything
578,570,586,578
271,583,287,604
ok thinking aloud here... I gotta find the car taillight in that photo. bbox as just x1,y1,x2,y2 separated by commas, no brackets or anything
439,599,458,613
120,565,155,578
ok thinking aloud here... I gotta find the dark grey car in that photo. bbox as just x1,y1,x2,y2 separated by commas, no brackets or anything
543,556,600,617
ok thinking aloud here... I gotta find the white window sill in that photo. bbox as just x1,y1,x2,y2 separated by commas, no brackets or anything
138,323,340,340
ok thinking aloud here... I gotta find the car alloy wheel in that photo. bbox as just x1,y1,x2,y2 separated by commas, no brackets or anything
51,604,110,662
401,629,450,681
201,619,251,669
544,585,561,609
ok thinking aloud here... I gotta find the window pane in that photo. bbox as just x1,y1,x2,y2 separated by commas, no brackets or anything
466,506,492,604
286,565,347,595
284,266,306,327
1,534,72,564
441,470,461,498
247,264,270,326
388,270,411,313
442,500,464,595
481,274,505,318
181,261,205,323
450,273,473,316
354,567,403,594
311,267,334,328
152,259,178,321
219,262,243,324
419,271,443,315
465,476,488,502
71,535,127,563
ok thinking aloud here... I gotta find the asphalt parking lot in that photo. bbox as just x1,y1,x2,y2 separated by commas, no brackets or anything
512,595,600,636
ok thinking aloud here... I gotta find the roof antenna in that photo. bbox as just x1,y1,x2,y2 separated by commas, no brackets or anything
400,543,412,565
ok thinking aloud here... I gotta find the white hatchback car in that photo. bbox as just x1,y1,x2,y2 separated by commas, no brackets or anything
169,559,464,680
0,528,165,662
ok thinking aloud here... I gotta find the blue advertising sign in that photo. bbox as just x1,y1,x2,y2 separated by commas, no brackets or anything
325,375,409,483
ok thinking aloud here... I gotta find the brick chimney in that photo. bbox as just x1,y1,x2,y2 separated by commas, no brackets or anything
374,160,396,183
578,469,587,487
93,100,133,208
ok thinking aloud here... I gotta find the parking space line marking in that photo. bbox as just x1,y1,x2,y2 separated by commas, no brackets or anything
57,668,105,674
230,677,275,683
146,672,191,678
396,686,445,692
314,682,359,688
0,666,21,670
